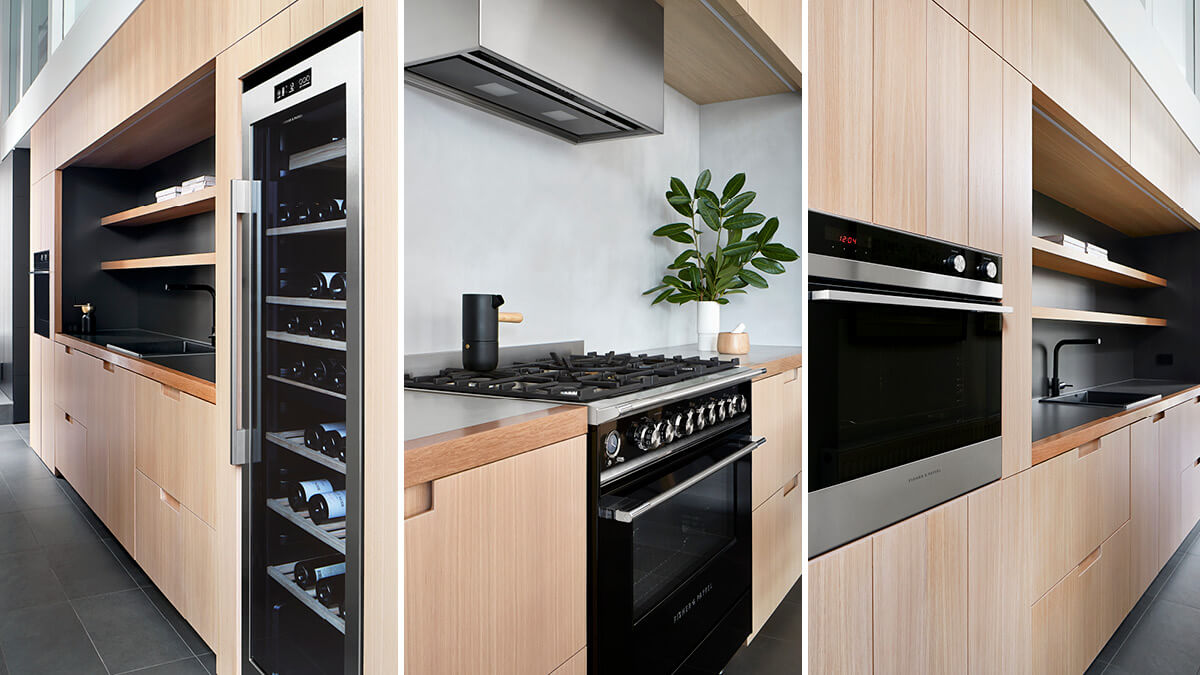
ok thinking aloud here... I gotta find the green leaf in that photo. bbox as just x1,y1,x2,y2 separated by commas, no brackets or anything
715,297,730,305
761,243,799,261
723,192,757,216
738,269,768,288
670,177,690,199
663,275,688,290
652,288,674,305
751,257,786,274
679,266,700,285
668,231,695,244
642,283,669,295
722,173,746,203
727,227,742,245
672,250,699,267
759,217,779,243
668,200,694,218
653,222,691,237
696,189,720,209
698,200,721,231
668,291,697,304
722,240,759,257
724,213,766,230
725,289,747,295
695,169,712,193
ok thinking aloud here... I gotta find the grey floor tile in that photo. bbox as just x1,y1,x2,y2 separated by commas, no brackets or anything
1098,589,1154,663
0,550,67,613
46,538,137,598
758,596,802,642
0,483,17,515
23,505,99,547
103,537,152,587
0,445,51,482
783,577,801,606
722,635,802,675
1083,656,1108,674
1160,553,1200,610
117,656,209,675
143,585,211,655
0,602,106,675
1111,599,1200,675
0,429,21,444
7,476,70,510
74,588,191,674
197,652,216,674
0,513,40,556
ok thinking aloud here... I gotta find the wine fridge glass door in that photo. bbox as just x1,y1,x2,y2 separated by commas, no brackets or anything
241,30,363,675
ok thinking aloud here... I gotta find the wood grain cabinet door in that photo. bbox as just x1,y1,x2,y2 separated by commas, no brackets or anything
1130,71,1182,203
809,536,874,675
751,472,802,635
404,437,587,675
809,0,873,221
874,0,928,234
750,368,802,509
925,2,969,246
1130,416,1162,600
91,361,136,550
967,35,1004,254
54,407,87,501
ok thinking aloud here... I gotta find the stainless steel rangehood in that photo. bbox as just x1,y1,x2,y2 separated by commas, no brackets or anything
405,0,664,143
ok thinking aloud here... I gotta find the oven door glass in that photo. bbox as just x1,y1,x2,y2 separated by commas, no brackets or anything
809,292,1002,491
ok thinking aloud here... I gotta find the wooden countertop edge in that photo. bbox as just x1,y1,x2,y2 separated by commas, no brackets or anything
54,333,217,404
749,352,803,381
1031,384,1200,465
404,404,588,488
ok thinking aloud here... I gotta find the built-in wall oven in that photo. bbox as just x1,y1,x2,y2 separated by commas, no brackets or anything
32,250,49,338
808,211,1009,556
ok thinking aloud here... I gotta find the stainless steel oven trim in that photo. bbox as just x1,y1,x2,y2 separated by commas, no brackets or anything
591,366,766,424
809,436,1002,556
810,289,1013,313
809,253,1004,299
603,436,763,523
599,416,749,486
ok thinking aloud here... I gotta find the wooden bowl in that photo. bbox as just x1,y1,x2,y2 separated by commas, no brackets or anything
717,332,750,355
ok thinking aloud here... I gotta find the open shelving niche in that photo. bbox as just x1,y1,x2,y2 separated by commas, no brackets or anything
99,186,217,228
99,252,216,271
1031,307,1167,327
1031,236,1168,288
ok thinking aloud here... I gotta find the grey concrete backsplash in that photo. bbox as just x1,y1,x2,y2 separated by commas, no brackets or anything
403,85,803,357
1029,192,1189,396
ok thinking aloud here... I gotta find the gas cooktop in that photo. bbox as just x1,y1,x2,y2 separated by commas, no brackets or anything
404,351,742,404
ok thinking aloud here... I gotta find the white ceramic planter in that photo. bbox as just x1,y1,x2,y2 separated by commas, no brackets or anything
697,301,720,351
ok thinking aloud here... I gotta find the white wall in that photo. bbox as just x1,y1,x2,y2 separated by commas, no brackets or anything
698,93,804,346
404,85,804,356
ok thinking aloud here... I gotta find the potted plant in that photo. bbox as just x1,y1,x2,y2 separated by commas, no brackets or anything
643,170,798,351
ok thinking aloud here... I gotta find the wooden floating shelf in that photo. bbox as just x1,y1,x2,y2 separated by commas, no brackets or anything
266,296,346,310
266,498,346,553
1031,237,1168,288
100,252,216,270
100,187,217,227
1031,307,1168,327
266,330,346,352
266,430,345,474
267,563,345,634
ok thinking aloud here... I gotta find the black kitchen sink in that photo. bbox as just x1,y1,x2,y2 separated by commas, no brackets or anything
1041,389,1162,409
105,339,215,357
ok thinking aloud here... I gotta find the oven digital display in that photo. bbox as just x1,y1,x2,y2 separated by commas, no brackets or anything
274,68,312,102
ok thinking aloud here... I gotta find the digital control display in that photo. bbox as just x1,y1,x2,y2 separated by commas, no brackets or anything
274,68,312,102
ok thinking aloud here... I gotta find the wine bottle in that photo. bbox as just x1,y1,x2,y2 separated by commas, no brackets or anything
280,359,308,380
310,272,338,298
305,422,345,451
326,317,345,341
285,313,307,335
277,203,293,226
329,273,348,300
332,361,347,393
293,555,345,589
306,314,330,338
308,359,333,387
308,489,347,524
288,477,343,511
294,202,314,223
315,574,346,607
321,424,347,459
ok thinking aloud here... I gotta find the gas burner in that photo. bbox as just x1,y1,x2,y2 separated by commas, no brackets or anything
404,351,742,403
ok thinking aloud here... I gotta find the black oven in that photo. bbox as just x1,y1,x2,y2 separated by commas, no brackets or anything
591,382,759,675
31,250,49,338
808,212,1006,556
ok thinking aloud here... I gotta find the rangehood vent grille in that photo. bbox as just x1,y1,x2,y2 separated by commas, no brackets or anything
406,51,653,144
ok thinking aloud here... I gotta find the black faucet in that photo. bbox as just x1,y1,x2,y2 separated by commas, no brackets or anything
165,283,216,346
1050,338,1101,397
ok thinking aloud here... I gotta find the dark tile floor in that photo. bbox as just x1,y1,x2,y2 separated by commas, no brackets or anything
1088,519,1200,675
722,578,802,674
0,424,214,675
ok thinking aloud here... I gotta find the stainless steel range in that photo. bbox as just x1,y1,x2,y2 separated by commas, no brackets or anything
406,351,765,674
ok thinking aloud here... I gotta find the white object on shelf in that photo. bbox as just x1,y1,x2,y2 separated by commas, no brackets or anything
154,186,182,202
182,175,216,187
731,322,746,334
697,301,719,351
1085,243,1109,259
1040,234,1087,251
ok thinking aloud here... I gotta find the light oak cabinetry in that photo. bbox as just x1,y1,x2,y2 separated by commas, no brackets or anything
53,407,87,496
873,0,927,234
809,0,873,221
809,536,874,675
1130,416,1161,600
1130,71,1182,205
405,436,587,675
967,35,1004,254
750,368,801,509
135,376,218,527
926,3,969,245
88,360,136,549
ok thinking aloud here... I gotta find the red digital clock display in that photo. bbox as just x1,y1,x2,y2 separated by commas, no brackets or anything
839,234,858,246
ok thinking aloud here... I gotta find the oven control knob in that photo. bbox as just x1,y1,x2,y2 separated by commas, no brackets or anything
633,420,656,451
979,259,998,279
716,398,729,422
946,253,967,274
681,410,697,436
604,430,622,459
706,401,719,426
656,419,675,445
734,394,748,414
692,405,708,431
668,413,686,440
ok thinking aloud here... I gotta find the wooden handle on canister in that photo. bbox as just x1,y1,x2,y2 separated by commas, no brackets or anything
498,312,524,324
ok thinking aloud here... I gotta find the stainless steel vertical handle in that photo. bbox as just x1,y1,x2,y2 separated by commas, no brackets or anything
230,179,261,466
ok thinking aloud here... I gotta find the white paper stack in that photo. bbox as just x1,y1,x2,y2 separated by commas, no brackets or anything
155,186,181,202
1085,242,1108,260
179,175,216,194
1040,234,1087,252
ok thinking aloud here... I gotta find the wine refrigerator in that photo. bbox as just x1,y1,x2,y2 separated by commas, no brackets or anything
235,28,363,675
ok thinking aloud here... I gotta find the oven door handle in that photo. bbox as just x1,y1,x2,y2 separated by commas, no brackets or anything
604,436,765,523
810,289,1014,313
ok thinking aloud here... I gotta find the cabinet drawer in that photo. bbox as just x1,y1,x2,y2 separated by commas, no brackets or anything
1180,460,1200,541
751,472,802,635
54,408,87,499
135,376,217,526
751,368,802,509
1030,426,1130,598
53,343,95,426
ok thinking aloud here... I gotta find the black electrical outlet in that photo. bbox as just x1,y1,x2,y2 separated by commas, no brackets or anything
1157,353,1175,366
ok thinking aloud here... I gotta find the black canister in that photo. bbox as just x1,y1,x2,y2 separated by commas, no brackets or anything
462,294,504,371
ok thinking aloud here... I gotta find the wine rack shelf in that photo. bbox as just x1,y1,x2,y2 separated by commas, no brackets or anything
267,562,346,634
267,375,347,400
266,296,347,310
266,330,346,352
267,430,346,474
267,498,346,553
266,219,346,237
289,139,347,171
